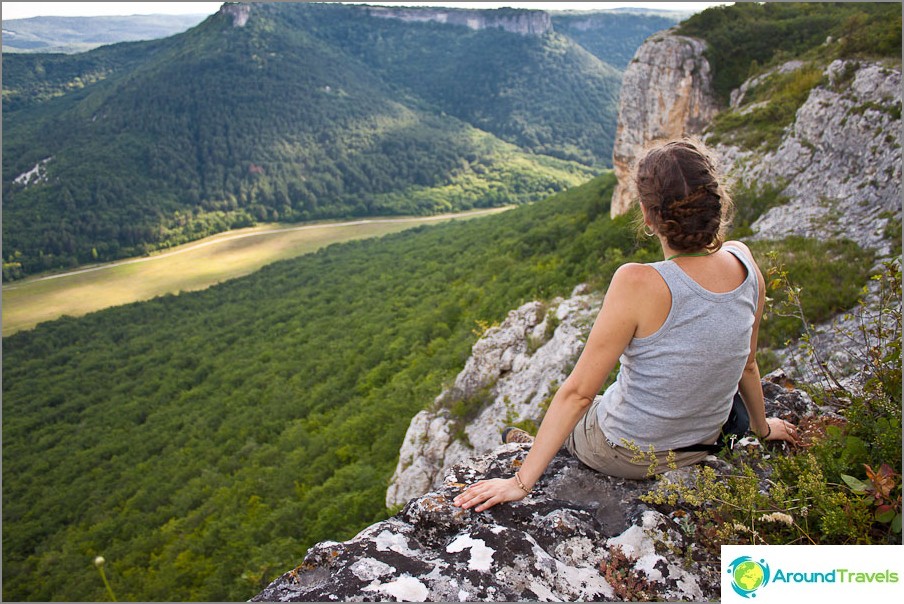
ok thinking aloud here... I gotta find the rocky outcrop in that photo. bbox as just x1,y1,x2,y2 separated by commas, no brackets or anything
706,59,901,386
386,285,601,509
255,371,817,602
610,30,720,216
364,6,552,37
719,59,902,258
220,3,251,27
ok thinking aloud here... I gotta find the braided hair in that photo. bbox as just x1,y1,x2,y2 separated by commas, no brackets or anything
634,139,734,253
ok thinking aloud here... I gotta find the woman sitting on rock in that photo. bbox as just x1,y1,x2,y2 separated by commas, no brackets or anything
454,138,799,513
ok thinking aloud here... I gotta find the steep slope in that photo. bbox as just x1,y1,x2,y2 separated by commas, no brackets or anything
610,2,902,234
309,4,623,167
3,2,613,279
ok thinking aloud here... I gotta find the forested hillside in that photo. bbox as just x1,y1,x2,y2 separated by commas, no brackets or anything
677,1,901,102
550,10,679,69
2,2,635,280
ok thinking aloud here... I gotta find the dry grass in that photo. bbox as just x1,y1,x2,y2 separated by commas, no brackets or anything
2,208,509,335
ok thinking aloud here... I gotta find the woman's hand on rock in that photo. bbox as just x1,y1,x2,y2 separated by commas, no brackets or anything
766,416,799,444
452,477,527,512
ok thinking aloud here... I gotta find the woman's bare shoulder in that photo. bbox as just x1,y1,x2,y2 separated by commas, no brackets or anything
723,240,753,256
612,262,660,284
611,262,668,297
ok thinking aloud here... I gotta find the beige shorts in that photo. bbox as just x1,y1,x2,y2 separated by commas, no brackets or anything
564,395,717,480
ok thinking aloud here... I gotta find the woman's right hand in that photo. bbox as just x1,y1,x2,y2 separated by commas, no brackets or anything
764,416,799,444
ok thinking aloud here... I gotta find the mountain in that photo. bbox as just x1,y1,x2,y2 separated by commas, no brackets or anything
0,14,210,54
1,2,638,280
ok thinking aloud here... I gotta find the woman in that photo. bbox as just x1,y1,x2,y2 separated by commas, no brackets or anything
454,138,798,513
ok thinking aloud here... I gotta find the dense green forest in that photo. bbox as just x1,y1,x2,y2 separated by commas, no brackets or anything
2,2,641,280
2,170,878,601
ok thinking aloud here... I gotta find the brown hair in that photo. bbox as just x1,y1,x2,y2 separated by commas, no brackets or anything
633,138,734,253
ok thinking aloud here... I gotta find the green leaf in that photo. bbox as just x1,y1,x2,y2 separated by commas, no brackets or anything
841,474,870,493
875,506,895,523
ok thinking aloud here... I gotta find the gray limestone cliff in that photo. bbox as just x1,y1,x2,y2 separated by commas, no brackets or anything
221,3,251,27
718,59,902,258
609,34,902,246
386,285,601,509
364,6,552,37
610,30,720,216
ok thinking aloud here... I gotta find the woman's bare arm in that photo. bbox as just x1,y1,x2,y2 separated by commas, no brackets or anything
726,241,798,444
453,263,650,512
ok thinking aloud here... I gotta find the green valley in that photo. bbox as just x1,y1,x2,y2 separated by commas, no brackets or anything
1,208,510,336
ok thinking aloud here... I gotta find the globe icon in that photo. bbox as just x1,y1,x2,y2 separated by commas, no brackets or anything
733,560,765,592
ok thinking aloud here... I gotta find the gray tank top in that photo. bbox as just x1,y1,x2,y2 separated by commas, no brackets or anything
597,246,759,451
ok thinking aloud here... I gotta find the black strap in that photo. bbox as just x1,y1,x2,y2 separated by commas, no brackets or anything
673,441,724,454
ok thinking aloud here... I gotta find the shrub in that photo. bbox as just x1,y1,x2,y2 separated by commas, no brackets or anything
752,237,875,348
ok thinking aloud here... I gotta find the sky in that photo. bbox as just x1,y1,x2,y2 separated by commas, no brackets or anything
1,1,731,20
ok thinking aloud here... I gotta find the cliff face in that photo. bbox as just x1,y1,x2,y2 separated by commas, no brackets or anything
220,3,251,27
386,286,600,509
364,6,553,36
721,59,902,258
610,30,720,216
610,32,902,251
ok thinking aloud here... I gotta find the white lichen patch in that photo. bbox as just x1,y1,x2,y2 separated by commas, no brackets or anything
350,558,395,582
553,535,601,568
446,534,494,571
362,575,429,602
554,559,615,601
374,530,418,556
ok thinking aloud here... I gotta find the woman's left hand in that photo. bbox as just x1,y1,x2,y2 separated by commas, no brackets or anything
452,477,527,512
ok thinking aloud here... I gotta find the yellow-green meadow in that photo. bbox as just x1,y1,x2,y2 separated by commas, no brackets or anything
2,208,509,336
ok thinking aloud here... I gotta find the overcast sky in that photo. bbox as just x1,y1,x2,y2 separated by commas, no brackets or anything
1,2,731,20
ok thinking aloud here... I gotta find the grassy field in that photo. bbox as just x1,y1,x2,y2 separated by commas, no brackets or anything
2,208,510,336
